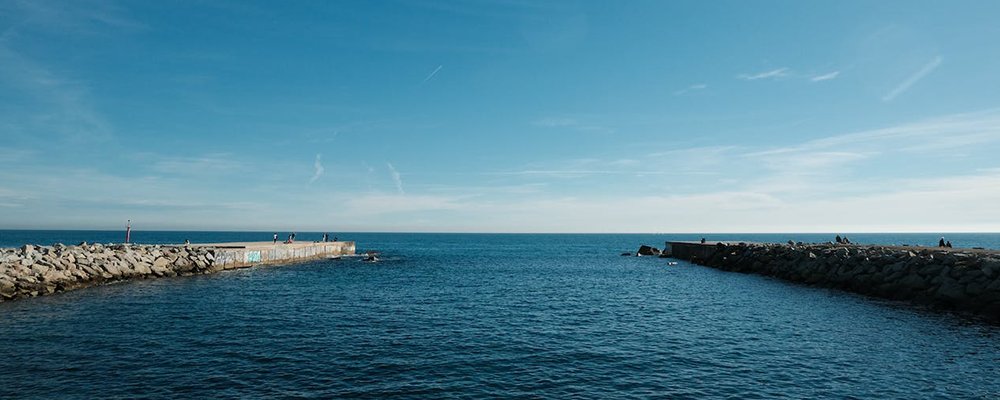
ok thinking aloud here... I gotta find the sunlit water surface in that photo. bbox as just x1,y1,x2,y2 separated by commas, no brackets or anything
1,232,999,398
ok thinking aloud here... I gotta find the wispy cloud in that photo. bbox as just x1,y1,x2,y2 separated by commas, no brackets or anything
4,0,147,35
343,193,464,216
309,154,324,183
534,117,577,127
0,148,34,162
811,71,840,82
769,108,1000,154
0,44,113,142
882,56,942,102
532,116,614,133
150,154,245,175
738,67,789,81
673,83,708,95
387,162,404,194
422,64,443,83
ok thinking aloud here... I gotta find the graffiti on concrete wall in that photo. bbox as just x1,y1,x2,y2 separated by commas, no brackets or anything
215,250,239,266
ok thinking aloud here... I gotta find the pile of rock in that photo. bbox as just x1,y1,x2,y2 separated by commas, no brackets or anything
0,243,220,302
691,243,1000,317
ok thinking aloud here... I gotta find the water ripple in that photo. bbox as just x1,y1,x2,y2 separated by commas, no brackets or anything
2,234,999,398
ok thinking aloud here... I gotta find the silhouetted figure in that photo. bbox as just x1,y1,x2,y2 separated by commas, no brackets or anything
946,241,953,248
323,233,328,242
700,237,706,244
273,232,278,244
835,235,842,244
843,236,851,244
939,237,946,247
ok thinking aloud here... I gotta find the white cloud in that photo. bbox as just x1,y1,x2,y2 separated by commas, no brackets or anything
882,56,942,102
387,162,404,194
738,68,789,80
309,154,324,183
811,71,840,82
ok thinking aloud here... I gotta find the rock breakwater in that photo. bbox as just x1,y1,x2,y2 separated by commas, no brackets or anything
676,242,1000,318
0,243,222,301
0,241,354,302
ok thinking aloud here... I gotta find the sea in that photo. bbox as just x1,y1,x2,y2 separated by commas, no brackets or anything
1,230,999,398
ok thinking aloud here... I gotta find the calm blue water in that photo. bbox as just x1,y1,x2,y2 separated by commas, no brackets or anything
1,231,999,398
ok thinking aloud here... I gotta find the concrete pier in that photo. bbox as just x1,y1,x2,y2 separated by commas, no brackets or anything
0,240,356,302
194,241,356,269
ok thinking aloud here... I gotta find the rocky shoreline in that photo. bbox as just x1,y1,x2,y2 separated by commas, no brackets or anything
674,242,1000,318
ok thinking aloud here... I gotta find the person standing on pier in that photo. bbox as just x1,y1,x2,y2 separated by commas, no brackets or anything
273,232,278,244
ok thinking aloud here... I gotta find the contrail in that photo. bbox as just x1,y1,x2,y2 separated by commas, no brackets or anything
422,65,443,83
883,56,942,102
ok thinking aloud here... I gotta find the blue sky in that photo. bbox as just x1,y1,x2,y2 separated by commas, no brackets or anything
2,0,1000,232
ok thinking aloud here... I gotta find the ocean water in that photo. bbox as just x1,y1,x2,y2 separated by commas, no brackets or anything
1,231,999,398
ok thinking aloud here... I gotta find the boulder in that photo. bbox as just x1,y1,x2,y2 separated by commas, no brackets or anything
30,264,50,276
0,279,16,299
935,276,967,302
637,245,661,256
152,257,171,269
174,257,194,272
898,274,931,291
133,262,153,275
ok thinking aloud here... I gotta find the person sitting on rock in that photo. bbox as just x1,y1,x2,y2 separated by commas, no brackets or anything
939,237,946,247
835,235,842,244
946,241,953,248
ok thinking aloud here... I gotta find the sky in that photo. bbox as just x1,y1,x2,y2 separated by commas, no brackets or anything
1,0,1000,233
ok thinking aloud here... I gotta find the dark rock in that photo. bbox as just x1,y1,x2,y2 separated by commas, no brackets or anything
637,245,661,256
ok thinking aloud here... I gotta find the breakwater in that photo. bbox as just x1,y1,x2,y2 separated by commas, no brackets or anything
0,241,355,302
667,241,1000,317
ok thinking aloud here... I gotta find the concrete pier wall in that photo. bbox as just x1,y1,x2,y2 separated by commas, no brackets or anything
212,242,356,269
0,241,355,302
668,241,1000,318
